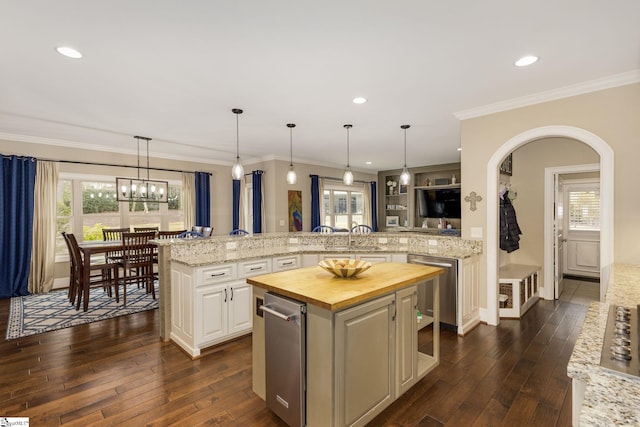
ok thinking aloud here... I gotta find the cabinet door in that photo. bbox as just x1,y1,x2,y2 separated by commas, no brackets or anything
395,286,418,397
460,256,480,331
196,283,228,345
171,268,194,340
335,294,395,427
228,281,253,335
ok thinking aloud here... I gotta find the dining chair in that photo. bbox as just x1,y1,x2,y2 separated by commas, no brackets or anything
312,225,335,234
118,231,156,306
64,232,120,311
351,224,373,234
229,229,249,236
134,226,159,237
158,230,186,239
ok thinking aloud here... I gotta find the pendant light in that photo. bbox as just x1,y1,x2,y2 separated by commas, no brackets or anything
399,124,411,185
343,124,354,185
116,136,168,203
231,108,244,180
286,123,297,185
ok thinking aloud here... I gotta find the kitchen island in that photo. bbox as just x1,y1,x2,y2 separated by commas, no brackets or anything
568,263,640,426
248,262,443,427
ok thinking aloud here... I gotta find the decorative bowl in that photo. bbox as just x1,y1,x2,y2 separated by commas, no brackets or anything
318,259,372,278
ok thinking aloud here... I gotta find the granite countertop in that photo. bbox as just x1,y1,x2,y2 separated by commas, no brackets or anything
567,263,640,426
160,231,482,267
247,262,443,311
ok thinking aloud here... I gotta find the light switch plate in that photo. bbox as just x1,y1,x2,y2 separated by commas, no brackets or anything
428,239,438,246
378,237,388,244
226,241,237,250
471,227,483,238
399,237,408,244
289,238,299,244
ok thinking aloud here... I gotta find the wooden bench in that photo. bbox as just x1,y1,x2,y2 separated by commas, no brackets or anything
499,264,541,318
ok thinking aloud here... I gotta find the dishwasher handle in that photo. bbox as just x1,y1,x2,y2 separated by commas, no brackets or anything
260,304,296,321
410,259,454,268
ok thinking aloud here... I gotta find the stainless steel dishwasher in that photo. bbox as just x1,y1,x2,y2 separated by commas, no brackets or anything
407,254,458,329
260,292,307,427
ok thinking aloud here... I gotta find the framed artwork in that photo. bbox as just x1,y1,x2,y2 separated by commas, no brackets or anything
288,190,302,231
386,216,399,227
399,184,408,194
500,153,513,176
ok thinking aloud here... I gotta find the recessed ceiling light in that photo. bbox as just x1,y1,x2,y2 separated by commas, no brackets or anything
515,55,538,67
56,46,83,59
365,161,372,165
457,147,462,152
353,97,367,104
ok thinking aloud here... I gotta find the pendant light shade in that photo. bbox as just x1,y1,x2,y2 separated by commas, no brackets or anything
286,123,297,185
231,108,244,180
343,124,354,185
400,124,411,185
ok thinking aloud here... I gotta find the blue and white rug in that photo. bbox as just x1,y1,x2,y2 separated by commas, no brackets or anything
5,283,159,340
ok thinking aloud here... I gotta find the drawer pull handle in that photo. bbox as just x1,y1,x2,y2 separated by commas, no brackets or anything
210,272,226,277
282,261,294,266
250,266,263,271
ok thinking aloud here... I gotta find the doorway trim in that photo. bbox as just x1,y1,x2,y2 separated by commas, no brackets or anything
543,163,600,301
485,125,613,326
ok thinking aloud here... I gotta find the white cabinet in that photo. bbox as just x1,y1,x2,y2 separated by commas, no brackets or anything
170,261,257,358
272,255,301,272
458,255,480,335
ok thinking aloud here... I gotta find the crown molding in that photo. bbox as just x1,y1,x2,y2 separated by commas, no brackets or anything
454,69,640,121
0,132,232,167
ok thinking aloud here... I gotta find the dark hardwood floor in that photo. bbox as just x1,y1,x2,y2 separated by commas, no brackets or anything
0,297,586,426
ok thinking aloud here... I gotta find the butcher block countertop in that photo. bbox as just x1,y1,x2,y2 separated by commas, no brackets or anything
247,262,443,311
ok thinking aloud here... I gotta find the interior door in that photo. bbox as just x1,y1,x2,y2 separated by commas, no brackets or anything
554,175,565,299
562,180,601,279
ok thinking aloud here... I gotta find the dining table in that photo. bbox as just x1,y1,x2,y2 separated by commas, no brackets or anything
78,239,158,305
77,240,125,311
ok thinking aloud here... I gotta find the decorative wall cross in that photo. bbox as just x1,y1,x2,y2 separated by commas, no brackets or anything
464,191,483,211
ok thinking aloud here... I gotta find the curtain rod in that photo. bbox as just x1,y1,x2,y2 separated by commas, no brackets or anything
311,175,373,185
37,158,212,176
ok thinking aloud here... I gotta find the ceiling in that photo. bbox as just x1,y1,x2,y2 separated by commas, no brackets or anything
1,1,639,173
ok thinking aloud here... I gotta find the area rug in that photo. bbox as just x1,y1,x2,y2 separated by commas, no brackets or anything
5,283,159,340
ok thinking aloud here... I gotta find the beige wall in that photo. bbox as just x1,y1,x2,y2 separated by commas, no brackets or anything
0,138,375,282
461,83,640,310
503,138,599,270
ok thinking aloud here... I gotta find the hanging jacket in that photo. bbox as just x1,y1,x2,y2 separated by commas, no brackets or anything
500,195,522,253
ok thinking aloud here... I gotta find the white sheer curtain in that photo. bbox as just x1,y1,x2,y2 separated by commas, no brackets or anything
28,161,59,293
260,175,266,232
182,172,195,231
363,182,372,227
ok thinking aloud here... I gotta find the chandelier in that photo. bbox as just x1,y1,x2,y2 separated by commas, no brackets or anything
116,136,169,203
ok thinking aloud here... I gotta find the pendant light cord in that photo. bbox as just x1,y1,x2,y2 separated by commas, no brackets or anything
290,127,293,166
236,113,240,161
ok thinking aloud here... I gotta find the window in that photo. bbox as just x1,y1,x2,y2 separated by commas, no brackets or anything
323,183,365,230
56,174,183,257
567,184,600,231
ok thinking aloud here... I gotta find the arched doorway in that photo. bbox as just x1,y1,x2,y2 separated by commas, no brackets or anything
484,125,613,326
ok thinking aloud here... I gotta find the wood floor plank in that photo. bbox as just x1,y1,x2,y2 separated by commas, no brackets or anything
0,295,584,426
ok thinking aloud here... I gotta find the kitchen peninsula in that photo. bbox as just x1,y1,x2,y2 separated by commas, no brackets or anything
248,262,443,427
154,231,482,351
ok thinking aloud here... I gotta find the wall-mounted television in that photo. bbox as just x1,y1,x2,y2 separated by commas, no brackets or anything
417,188,461,218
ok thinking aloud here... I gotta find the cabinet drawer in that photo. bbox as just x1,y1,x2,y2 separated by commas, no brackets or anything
238,260,271,278
200,264,236,285
272,255,300,272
